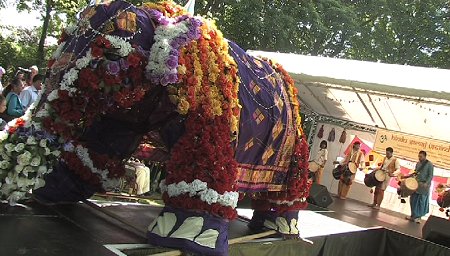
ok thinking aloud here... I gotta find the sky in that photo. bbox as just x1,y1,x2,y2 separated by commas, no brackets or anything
0,1,40,29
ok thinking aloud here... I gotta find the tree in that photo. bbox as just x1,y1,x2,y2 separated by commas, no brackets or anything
0,26,40,81
16,0,88,67
194,0,450,68
344,0,450,68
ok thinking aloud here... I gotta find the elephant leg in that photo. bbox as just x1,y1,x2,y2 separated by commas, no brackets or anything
147,207,229,256
249,197,300,238
33,162,97,204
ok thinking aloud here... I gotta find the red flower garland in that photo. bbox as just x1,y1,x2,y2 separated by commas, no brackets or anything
163,21,240,220
43,33,155,187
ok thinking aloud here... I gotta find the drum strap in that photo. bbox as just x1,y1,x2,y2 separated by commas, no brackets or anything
381,157,397,173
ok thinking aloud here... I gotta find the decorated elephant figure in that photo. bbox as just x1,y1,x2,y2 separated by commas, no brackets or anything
0,1,311,255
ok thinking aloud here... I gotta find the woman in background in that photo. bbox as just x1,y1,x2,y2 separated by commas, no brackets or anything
0,94,8,129
313,140,328,184
3,78,25,117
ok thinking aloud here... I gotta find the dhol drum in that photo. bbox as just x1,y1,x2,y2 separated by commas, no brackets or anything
309,161,320,173
437,191,450,208
348,162,358,174
398,177,419,198
332,165,345,180
364,170,386,187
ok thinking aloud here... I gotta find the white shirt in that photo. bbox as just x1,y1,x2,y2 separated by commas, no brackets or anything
381,156,401,176
19,85,39,110
314,148,328,166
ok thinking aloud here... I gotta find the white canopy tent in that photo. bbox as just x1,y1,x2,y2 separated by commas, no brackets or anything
247,51,450,142
247,51,450,217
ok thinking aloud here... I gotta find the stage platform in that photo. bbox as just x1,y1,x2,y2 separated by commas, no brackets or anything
0,196,448,256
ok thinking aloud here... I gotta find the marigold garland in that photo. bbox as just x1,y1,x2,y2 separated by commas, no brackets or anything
163,14,241,219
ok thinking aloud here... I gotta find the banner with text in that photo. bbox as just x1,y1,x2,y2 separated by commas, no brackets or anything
374,129,450,170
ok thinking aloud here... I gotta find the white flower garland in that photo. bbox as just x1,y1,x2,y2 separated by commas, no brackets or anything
51,34,134,99
72,145,120,190
105,35,134,57
160,179,239,209
146,20,191,80
0,28,135,205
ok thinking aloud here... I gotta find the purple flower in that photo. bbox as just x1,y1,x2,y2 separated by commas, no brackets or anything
148,10,170,25
171,37,186,48
150,76,161,85
119,58,130,70
106,61,121,75
176,15,189,22
166,73,178,84
187,29,197,40
191,18,203,27
160,76,169,86
166,55,178,69
170,41,180,48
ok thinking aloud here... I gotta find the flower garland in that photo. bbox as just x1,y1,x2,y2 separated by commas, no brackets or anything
145,9,202,86
160,179,239,208
148,2,240,220
0,86,61,205
43,33,150,189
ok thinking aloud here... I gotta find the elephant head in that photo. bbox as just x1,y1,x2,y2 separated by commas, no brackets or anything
1,1,195,204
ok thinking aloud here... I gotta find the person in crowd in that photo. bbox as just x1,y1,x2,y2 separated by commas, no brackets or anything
312,140,328,184
15,70,26,83
0,66,5,93
3,78,25,117
368,147,400,210
337,141,364,200
25,65,39,87
127,159,151,196
405,151,433,223
0,94,7,128
0,94,8,129
20,74,43,110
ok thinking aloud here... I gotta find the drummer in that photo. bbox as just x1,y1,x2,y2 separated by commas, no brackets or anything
405,151,434,224
337,141,364,200
312,140,328,185
367,147,400,210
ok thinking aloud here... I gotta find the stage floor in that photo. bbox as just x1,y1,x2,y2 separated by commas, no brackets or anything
311,196,426,238
237,194,426,238
0,195,434,256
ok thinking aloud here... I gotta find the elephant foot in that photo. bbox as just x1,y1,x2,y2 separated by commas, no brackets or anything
249,210,300,238
32,162,97,205
147,206,229,256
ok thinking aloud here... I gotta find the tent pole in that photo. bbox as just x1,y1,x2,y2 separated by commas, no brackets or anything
307,115,318,147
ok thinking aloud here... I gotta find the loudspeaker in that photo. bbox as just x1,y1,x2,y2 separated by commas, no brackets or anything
307,183,333,208
422,215,450,248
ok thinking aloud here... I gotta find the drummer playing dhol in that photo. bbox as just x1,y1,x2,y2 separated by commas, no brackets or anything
367,147,401,210
337,142,364,200
404,151,434,224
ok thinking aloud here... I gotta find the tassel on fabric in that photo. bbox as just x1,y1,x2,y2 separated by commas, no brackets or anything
317,125,324,139
327,128,335,142
339,130,347,143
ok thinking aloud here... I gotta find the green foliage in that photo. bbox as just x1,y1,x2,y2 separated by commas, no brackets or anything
194,0,450,68
0,26,39,82
1,0,449,71
347,0,450,68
